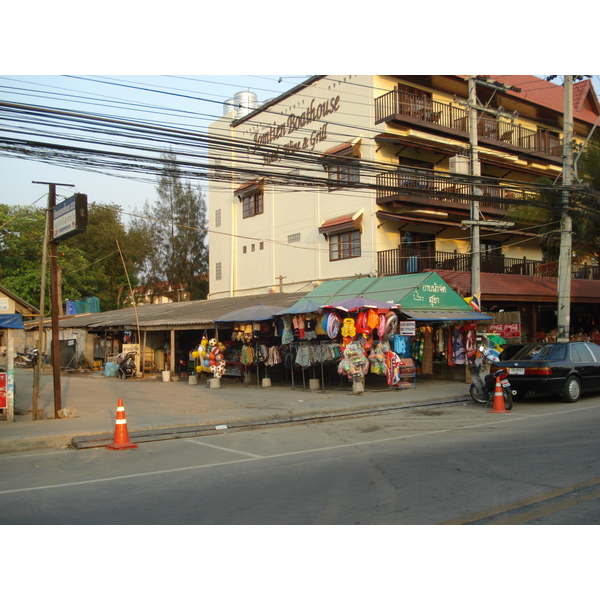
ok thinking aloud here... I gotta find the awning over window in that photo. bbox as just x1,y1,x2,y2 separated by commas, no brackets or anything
318,210,363,237
235,178,264,198
322,137,362,159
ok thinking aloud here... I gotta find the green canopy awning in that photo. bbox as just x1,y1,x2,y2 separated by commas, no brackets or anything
303,273,492,321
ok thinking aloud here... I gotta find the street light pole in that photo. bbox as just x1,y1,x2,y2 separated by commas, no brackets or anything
557,76,573,343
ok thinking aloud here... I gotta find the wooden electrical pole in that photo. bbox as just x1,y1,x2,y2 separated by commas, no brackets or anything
33,181,74,418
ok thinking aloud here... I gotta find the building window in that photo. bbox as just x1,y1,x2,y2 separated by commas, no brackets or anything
215,209,221,228
329,230,361,261
326,159,360,191
215,262,222,281
242,191,263,218
288,233,301,244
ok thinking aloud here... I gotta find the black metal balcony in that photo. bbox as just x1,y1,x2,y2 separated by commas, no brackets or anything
375,89,564,159
375,170,536,212
377,249,600,280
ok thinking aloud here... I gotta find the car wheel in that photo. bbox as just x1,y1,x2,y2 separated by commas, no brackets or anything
469,383,487,404
503,388,513,411
562,375,581,403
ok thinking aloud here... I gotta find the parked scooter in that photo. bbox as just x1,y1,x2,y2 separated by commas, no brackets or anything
469,345,514,410
117,352,137,379
15,348,39,368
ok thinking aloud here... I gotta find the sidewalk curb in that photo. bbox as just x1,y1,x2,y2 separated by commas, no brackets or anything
70,394,470,449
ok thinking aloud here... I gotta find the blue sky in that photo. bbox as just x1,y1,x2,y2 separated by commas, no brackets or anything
0,74,304,215
2,5,594,220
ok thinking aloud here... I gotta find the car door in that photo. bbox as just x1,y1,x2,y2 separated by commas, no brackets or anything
583,342,600,391
571,343,597,392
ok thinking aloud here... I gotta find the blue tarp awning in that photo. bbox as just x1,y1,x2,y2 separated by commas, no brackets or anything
0,314,24,329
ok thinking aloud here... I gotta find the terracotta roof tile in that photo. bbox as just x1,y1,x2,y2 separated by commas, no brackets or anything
458,76,599,126
319,213,355,230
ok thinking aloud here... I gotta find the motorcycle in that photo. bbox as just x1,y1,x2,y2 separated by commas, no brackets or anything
469,345,514,410
15,348,39,368
117,351,137,379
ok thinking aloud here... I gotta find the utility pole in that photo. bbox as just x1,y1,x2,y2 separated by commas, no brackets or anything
32,205,51,420
33,181,74,418
468,76,482,305
557,76,574,343
461,77,517,308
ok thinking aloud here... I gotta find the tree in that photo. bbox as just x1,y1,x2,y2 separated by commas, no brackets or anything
137,151,209,302
63,203,151,310
0,204,107,311
0,202,152,312
509,139,600,264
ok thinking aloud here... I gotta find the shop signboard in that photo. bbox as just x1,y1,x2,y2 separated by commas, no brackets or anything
399,321,416,336
489,323,521,338
0,373,6,409
52,193,88,242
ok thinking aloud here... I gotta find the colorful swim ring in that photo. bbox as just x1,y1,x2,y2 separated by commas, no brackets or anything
383,312,398,339
377,313,386,339
326,312,341,339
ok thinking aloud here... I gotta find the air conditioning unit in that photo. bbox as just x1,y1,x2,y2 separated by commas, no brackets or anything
449,155,470,175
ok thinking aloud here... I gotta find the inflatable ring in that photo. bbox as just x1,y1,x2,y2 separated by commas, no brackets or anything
383,313,398,339
377,313,386,339
327,313,341,339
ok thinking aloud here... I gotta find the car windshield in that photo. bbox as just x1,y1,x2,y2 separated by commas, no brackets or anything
511,344,567,361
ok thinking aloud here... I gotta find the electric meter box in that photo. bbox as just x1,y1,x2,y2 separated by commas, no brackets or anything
449,155,470,175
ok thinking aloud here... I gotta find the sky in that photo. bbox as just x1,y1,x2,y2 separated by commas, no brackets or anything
4,3,595,225
0,74,303,216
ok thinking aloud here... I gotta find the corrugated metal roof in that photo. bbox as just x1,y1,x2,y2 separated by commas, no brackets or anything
54,292,306,330
434,270,600,301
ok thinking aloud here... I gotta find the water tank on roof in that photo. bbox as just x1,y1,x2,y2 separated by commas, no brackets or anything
223,98,236,116
232,91,258,118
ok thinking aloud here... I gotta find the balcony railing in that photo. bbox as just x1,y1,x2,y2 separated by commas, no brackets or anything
376,170,536,208
377,249,600,280
375,89,563,157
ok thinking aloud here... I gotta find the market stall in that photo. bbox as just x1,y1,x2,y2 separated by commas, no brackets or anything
302,273,494,383
213,304,287,387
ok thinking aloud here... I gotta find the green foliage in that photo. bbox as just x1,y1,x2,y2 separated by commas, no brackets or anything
63,202,150,310
509,140,600,263
0,201,152,313
136,151,209,302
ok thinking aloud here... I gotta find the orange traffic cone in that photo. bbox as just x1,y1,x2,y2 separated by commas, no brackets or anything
106,398,138,450
488,376,510,414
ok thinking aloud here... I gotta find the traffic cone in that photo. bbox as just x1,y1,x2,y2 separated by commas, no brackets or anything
488,376,510,414
106,398,138,450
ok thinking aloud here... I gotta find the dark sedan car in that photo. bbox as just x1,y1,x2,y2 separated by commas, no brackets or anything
492,341,600,402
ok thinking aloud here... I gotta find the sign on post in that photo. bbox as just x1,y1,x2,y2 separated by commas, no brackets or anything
400,320,416,336
0,373,6,409
52,193,88,242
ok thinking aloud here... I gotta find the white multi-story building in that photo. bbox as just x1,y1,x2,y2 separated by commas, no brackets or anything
208,75,600,337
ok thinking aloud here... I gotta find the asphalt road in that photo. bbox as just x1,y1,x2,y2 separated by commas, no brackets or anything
2,395,600,525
